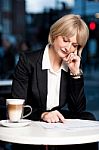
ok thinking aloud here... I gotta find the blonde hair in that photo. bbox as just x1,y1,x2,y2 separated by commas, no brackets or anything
48,14,89,56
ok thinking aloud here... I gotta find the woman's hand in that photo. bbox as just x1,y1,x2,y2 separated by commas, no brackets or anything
41,110,65,123
63,52,81,75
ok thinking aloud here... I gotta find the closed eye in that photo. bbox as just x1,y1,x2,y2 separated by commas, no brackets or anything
63,37,69,43
72,44,78,48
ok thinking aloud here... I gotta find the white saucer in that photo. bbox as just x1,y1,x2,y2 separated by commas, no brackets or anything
0,119,32,128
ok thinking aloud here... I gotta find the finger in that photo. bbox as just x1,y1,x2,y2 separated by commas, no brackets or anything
56,111,65,123
46,119,51,123
51,117,60,123
64,53,71,61
63,53,72,63
66,53,76,63
74,50,77,55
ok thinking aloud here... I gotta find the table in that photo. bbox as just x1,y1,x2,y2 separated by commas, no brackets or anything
0,119,99,146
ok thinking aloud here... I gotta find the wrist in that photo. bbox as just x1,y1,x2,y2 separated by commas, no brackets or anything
70,69,83,78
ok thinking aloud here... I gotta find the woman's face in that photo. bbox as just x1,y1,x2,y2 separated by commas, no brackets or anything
53,34,79,59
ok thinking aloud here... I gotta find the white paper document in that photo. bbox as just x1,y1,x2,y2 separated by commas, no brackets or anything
37,119,99,130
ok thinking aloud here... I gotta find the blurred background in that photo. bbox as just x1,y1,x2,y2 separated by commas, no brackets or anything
0,0,99,120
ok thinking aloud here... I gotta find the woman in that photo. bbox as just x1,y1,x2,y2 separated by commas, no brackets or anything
11,14,98,150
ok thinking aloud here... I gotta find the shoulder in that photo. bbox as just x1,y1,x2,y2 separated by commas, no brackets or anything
19,48,44,64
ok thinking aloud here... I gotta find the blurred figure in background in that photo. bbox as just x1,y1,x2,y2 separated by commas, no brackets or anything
19,39,32,52
15,39,32,65
0,35,16,79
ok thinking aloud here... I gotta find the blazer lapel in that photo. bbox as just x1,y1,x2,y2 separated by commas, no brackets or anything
36,51,68,109
36,59,47,109
59,70,68,107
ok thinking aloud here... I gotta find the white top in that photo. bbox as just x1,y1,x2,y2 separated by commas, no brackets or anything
42,45,68,110
0,119,99,145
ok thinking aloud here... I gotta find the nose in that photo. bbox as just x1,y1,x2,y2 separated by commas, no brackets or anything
65,42,72,51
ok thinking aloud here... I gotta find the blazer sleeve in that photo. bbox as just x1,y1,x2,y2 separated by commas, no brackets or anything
67,75,86,114
11,52,45,121
11,52,30,99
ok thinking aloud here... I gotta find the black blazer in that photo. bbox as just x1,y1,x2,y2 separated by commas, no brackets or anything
11,49,86,120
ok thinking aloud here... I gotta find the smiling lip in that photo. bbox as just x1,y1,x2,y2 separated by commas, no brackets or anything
61,48,66,52
61,48,69,55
